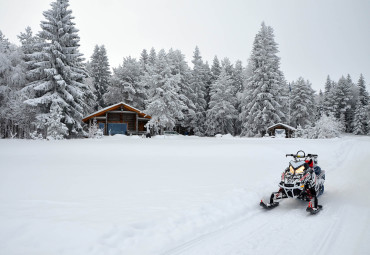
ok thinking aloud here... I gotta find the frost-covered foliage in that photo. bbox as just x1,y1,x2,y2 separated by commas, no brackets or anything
353,74,369,135
296,114,344,139
205,68,237,136
290,77,316,127
88,118,103,139
144,49,187,134
187,46,207,136
45,101,69,140
105,56,146,109
167,49,195,131
89,45,111,110
240,22,286,136
0,30,34,138
22,0,94,138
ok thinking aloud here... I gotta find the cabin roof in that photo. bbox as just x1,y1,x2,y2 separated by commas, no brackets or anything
82,102,151,122
267,123,296,131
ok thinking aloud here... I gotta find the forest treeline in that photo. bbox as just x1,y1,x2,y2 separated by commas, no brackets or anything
0,0,369,139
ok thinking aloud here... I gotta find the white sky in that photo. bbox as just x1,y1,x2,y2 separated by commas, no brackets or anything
1,0,370,91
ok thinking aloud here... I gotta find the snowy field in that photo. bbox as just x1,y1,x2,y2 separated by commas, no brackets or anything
1,135,370,255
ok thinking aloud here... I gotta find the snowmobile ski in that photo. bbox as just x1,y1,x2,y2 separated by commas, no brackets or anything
306,204,323,214
260,200,279,210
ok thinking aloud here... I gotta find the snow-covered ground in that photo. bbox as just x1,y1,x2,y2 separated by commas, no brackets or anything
1,135,370,255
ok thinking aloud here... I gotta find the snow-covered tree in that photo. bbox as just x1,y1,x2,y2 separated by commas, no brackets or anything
0,31,31,138
187,46,207,136
353,74,369,135
290,77,316,128
323,75,336,116
232,60,244,135
105,56,146,109
144,49,187,133
45,101,68,140
205,68,237,136
333,76,353,132
211,56,221,82
139,49,149,74
90,45,111,110
166,48,194,129
308,113,344,139
88,118,103,138
240,22,286,136
22,0,94,137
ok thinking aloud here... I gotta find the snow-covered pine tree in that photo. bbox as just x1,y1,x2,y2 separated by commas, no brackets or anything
205,68,237,136
105,56,146,109
188,46,207,136
90,45,111,110
211,56,221,82
233,60,244,135
203,61,212,109
353,74,369,135
323,75,336,116
240,22,286,136
144,49,187,134
148,47,157,66
317,89,325,118
334,76,353,132
45,101,68,140
0,31,30,138
22,0,94,138
290,77,316,128
166,49,194,130
139,49,149,74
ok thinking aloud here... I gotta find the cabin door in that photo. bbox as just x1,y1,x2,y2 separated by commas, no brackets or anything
107,123,127,135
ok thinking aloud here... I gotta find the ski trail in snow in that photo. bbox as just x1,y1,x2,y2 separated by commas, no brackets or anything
160,209,267,255
158,137,369,255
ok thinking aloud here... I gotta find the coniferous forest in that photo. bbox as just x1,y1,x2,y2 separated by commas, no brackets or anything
0,0,369,139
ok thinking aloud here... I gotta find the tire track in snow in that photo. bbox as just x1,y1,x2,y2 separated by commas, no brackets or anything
161,208,268,255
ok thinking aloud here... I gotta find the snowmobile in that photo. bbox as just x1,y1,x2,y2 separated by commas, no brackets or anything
260,150,325,214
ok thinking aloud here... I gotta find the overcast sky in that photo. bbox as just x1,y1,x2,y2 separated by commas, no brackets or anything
1,0,369,91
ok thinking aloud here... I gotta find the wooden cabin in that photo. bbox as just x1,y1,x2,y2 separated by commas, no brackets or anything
266,123,296,138
82,102,151,135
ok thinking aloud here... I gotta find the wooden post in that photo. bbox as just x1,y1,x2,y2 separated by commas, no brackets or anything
136,113,138,134
105,112,108,135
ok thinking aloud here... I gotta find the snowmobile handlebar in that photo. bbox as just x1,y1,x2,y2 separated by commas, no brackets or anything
286,152,318,159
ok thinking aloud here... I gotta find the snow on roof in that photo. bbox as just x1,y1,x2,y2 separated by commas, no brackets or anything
82,102,150,122
267,123,296,131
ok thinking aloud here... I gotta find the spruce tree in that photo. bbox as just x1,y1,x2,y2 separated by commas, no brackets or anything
335,76,353,132
290,77,315,128
205,68,237,136
211,56,221,83
166,49,194,130
90,45,111,110
106,56,145,109
188,46,207,136
240,22,286,136
353,74,369,135
22,0,94,137
144,49,186,133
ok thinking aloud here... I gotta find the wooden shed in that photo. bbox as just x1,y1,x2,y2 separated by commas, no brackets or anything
266,123,296,138
82,102,151,135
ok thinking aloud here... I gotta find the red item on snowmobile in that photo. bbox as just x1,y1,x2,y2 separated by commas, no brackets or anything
305,159,314,168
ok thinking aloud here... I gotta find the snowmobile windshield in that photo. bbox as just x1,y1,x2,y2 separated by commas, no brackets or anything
290,161,305,169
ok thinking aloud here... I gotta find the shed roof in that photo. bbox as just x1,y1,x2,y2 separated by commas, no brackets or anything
267,123,296,131
82,102,151,123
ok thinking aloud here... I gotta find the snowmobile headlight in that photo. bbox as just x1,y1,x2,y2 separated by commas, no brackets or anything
295,166,305,174
289,166,294,174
